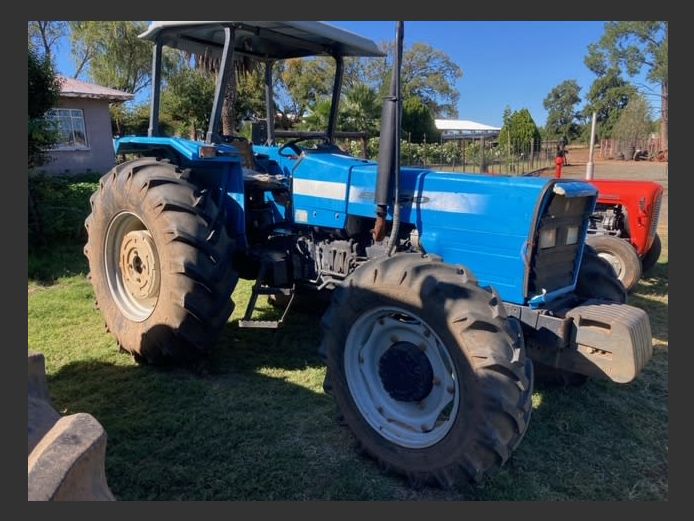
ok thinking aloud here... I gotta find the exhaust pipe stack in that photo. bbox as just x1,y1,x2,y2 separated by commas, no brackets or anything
374,22,404,246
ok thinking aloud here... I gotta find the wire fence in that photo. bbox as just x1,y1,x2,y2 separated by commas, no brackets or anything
339,137,558,176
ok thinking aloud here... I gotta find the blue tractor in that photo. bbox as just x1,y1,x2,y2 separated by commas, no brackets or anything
84,21,653,487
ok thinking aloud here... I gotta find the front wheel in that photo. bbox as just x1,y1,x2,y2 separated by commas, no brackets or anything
641,233,662,274
585,235,642,292
319,254,533,487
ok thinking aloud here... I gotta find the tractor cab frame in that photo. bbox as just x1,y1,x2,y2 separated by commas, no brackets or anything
141,21,384,147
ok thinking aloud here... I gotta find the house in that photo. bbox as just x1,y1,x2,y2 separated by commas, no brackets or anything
434,119,501,142
38,76,133,175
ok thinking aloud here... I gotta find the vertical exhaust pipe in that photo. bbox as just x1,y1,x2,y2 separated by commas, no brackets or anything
374,21,404,244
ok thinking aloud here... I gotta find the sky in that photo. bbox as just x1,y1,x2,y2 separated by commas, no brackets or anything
51,21,659,128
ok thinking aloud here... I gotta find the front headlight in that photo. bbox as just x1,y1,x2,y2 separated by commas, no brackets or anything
539,228,557,249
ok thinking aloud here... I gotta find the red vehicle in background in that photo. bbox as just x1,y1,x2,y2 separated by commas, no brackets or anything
585,179,664,292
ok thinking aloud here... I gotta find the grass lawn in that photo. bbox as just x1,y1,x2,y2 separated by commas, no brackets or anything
28,211,668,500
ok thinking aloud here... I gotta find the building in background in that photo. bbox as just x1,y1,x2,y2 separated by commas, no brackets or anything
435,119,501,141
38,76,132,175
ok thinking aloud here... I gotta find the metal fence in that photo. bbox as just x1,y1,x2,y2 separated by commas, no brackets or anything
403,140,557,175
598,137,666,161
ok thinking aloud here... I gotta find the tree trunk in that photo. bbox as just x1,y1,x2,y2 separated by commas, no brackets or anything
660,80,668,152
221,67,237,136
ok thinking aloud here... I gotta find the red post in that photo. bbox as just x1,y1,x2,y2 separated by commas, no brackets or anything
554,155,564,178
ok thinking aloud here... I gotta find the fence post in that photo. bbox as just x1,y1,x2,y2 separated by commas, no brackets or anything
530,138,535,171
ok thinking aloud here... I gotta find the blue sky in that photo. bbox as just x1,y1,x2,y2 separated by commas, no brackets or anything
52,21,658,127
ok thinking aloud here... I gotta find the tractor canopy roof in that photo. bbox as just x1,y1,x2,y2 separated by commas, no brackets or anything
140,21,385,60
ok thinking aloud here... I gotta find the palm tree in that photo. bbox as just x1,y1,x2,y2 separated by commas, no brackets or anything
341,84,381,136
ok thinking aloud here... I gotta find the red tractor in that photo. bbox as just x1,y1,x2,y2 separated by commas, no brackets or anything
585,179,664,292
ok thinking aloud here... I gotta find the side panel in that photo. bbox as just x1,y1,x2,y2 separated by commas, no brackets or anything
289,153,370,229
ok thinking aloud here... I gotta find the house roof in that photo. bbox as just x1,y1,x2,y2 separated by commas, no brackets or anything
435,119,501,132
58,76,134,102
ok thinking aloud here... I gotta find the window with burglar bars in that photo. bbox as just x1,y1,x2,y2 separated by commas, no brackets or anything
46,108,89,150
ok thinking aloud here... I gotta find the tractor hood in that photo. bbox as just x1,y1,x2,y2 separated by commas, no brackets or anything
283,150,597,305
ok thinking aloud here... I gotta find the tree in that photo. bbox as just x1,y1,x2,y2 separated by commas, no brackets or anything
300,98,332,131
582,69,636,139
585,22,667,150
543,80,582,141
341,84,382,136
498,108,541,155
28,45,62,168
369,42,462,118
69,21,152,94
401,96,440,143
611,94,653,155
162,68,216,139
280,57,334,119
401,43,462,118
28,21,66,62
234,69,268,126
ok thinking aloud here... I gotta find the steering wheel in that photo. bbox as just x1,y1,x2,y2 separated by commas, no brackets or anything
278,138,308,157
278,137,330,157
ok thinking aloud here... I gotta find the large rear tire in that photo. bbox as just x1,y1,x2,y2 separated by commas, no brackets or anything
585,235,641,292
641,233,662,274
319,253,533,487
84,158,238,364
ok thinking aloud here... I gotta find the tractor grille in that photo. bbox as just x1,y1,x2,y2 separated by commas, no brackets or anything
648,192,662,242
529,193,590,295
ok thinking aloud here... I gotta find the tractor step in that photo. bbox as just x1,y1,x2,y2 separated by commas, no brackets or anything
238,320,282,329
238,262,295,329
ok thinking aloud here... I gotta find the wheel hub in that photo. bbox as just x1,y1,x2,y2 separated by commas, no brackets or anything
105,212,161,322
378,341,434,402
598,252,623,278
118,229,159,301
119,230,160,301
343,306,460,449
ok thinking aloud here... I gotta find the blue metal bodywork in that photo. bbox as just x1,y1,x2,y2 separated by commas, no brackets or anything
116,137,598,307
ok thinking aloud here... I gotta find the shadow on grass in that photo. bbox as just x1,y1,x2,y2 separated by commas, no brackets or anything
45,274,668,501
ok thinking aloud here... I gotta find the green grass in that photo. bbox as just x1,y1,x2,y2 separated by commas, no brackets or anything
28,236,668,500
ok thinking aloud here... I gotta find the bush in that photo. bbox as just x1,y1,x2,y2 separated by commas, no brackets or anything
29,174,99,247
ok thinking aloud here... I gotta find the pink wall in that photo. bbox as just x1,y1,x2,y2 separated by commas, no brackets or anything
38,97,117,176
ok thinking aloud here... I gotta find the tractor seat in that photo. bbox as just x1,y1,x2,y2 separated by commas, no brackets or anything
227,137,288,191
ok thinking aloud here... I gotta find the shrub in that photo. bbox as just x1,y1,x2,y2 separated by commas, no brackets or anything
29,174,99,247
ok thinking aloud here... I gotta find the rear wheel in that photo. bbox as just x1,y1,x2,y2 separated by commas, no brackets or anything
585,235,641,292
641,233,662,274
319,254,533,487
84,158,238,364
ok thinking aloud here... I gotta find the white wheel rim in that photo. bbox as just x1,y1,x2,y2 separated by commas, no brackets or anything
598,251,624,278
344,306,460,449
104,212,160,322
